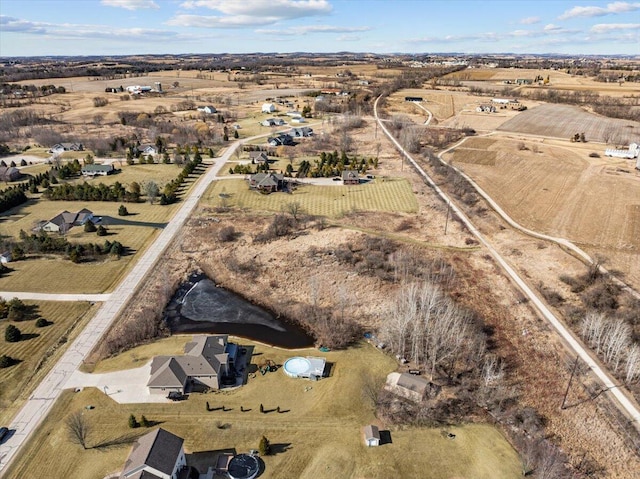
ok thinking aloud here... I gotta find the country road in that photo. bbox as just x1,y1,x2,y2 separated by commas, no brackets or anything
0,139,245,474
373,96,640,429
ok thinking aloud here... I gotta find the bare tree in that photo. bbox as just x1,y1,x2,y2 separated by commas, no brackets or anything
625,344,640,384
285,201,303,222
66,410,91,449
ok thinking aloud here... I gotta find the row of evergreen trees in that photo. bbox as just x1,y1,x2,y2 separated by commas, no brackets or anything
15,229,124,262
160,155,204,205
44,181,140,202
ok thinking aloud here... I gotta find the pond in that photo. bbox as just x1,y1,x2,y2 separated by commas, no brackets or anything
165,274,314,349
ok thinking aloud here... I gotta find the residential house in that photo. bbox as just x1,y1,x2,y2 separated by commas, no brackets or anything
268,134,294,147
136,144,159,157
40,208,95,233
0,252,11,264
385,372,430,402
49,142,84,154
119,428,186,479
248,172,286,193
147,335,236,395
0,166,21,182
363,425,380,447
249,151,269,165
290,127,313,138
261,118,277,127
262,103,276,113
342,170,360,185
81,164,115,177
197,105,217,114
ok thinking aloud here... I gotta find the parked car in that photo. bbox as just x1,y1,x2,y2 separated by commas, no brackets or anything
167,391,184,401
0,427,9,442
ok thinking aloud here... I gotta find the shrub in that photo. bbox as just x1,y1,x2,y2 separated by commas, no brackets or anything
97,225,107,236
84,220,97,233
5,324,21,342
118,205,129,216
258,435,270,456
128,414,139,428
218,226,237,242
140,415,150,427
35,317,49,328
0,354,16,368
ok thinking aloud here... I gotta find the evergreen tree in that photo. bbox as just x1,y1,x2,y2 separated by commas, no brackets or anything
128,414,139,428
258,435,270,456
5,324,21,342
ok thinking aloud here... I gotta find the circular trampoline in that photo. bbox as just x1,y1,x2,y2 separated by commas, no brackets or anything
283,357,311,378
227,454,260,479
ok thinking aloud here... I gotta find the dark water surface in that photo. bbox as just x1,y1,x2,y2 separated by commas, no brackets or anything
165,275,314,349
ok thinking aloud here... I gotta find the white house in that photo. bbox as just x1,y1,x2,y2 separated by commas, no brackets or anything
262,103,276,113
197,105,217,114
363,425,380,447
0,252,11,264
49,142,84,154
119,428,186,479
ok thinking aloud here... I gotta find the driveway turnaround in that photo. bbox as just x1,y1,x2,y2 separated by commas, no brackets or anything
0,143,239,475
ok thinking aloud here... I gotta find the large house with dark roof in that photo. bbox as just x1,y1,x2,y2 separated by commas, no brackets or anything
0,166,21,182
248,172,286,193
119,428,186,479
40,208,95,233
147,335,236,395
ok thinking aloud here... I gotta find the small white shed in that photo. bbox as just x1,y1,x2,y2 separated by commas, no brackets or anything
262,103,276,113
363,425,380,447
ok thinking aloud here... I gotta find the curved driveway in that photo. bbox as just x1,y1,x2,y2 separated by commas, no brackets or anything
374,96,640,429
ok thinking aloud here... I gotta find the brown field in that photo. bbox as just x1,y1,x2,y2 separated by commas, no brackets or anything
0,301,96,425
444,137,640,287
497,103,640,143
5,338,522,479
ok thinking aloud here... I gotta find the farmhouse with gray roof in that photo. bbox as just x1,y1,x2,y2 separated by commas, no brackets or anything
119,428,186,479
40,208,95,233
147,335,235,395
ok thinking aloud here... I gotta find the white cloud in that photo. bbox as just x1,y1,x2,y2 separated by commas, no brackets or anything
0,16,47,34
167,14,277,28
590,22,640,32
179,0,332,19
101,0,160,10
257,25,370,35
337,34,361,42
519,16,541,25
558,2,640,19
543,23,562,31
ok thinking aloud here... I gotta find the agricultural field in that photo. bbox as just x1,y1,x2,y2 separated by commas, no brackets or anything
0,300,96,425
202,178,419,218
497,103,640,143
5,338,522,479
0,199,180,293
444,137,640,288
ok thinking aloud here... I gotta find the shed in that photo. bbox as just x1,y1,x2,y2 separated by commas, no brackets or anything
363,425,380,447
262,103,276,113
0,251,11,264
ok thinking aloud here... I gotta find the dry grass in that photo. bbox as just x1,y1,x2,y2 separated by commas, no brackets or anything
6,338,522,479
0,199,180,293
498,103,640,143
202,178,419,217
0,300,96,425
66,162,185,190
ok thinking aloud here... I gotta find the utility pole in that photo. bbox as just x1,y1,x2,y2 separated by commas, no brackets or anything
561,355,580,410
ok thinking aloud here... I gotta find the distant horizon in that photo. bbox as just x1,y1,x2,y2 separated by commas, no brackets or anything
1,1,638,57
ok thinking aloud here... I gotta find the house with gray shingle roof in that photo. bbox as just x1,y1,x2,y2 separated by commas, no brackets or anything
248,172,286,193
40,208,95,233
147,335,234,395
119,428,186,479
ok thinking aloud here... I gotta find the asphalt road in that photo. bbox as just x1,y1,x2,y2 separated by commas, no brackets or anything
374,96,640,429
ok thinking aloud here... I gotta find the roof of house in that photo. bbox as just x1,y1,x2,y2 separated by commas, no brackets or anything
0,166,20,177
364,425,380,440
250,172,285,188
148,357,188,388
120,428,184,479
249,151,269,161
81,164,113,172
342,170,359,180
396,373,429,394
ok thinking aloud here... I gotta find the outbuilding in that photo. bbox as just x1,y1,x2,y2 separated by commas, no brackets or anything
262,103,276,113
363,425,380,447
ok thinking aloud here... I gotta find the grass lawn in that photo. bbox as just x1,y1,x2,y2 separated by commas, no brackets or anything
5,338,522,479
203,178,418,218
0,300,96,425
0,199,180,293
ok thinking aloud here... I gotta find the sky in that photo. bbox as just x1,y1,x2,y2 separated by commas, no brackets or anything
0,0,638,57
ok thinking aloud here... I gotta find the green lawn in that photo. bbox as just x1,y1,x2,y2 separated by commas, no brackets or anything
5,338,522,479
203,178,418,218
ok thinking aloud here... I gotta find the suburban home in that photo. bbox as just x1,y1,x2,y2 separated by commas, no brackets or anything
249,151,269,164
385,372,430,402
248,172,286,193
119,428,186,479
49,142,84,154
261,118,277,127
147,335,238,395
40,208,95,233
197,105,217,114
268,134,294,147
81,164,115,176
0,251,11,264
262,103,276,113
290,127,313,138
136,144,159,156
0,166,21,182
342,170,360,185
363,425,380,447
